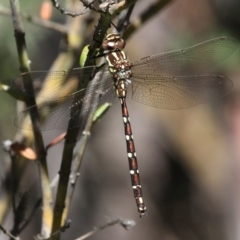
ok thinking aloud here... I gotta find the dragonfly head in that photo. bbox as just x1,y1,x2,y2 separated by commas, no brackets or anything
102,33,126,51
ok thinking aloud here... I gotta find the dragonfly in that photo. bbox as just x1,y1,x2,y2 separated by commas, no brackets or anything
12,34,238,217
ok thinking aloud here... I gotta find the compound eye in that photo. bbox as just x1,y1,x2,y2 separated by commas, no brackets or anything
107,41,116,50
108,45,115,51
101,39,109,50
116,39,126,50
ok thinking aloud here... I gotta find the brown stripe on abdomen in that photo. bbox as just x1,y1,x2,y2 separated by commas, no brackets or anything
120,96,147,217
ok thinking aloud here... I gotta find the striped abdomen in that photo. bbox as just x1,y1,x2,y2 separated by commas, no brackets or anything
116,80,147,217
105,45,147,216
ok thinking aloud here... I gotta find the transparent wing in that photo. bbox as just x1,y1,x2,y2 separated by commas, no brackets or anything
13,37,238,128
131,37,238,77
11,66,109,99
14,74,115,130
131,75,233,109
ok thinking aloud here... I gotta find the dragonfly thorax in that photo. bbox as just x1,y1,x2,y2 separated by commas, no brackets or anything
115,68,132,81
106,50,132,82
102,33,126,51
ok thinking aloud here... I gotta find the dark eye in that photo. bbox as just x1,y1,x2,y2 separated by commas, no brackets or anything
116,40,125,50
108,45,115,50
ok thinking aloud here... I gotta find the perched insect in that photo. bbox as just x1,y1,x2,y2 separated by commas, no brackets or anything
12,34,238,216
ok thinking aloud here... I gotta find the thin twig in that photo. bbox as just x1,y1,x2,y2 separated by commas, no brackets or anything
9,0,53,237
51,70,104,235
108,0,138,15
39,219,71,240
63,70,106,220
80,0,102,13
124,0,174,39
51,0,101,17
0,4,68,34
75,218,136,240
50,174,59,189
19,198,42,232
11,192,28,236
0,224,20,240
117,2,136,36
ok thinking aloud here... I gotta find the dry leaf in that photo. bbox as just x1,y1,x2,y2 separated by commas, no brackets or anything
11,142,37,160
40,0,53,20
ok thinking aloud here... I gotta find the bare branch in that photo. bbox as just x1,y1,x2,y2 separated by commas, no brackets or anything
38,219,71,240
19,198,42,232
11,192,29,236
51,0,139,18
51,70,105,234
62,68,107,220
51,0,101,17
75,218,136,240
124,0,174,39
0,224,20,240
0,4,68,34
117,3,136,36
108,0,138,15
9,0,53,237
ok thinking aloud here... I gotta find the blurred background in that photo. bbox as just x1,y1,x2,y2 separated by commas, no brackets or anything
1,0,240,239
